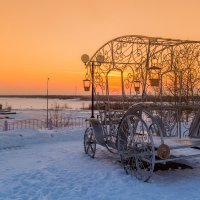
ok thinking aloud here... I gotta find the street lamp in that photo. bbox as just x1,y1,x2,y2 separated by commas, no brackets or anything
47,77,50,128
81,54,104,118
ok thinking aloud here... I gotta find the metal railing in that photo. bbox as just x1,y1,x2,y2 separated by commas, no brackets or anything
6,119,46,130
50,117,89,129
0,117,89,131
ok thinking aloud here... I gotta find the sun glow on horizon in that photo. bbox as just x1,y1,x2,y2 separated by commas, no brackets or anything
108,71,122,95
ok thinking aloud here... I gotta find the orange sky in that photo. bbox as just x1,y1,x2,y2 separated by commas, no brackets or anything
0,0,200,95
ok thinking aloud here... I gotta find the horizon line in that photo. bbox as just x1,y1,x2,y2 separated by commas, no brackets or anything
0,94,90,98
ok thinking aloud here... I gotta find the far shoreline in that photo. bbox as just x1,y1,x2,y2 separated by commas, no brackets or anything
0,95,91,100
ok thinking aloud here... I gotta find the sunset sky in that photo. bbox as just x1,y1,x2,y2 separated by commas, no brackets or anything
0,0,200,95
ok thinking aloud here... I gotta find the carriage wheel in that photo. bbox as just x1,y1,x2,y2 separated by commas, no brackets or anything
118,114,155,182
84,127,96,158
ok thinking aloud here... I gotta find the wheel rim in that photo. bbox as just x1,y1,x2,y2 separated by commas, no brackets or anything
84,127,96,158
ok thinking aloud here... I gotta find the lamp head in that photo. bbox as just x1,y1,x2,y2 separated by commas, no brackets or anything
96,55,104,63
81,54,90,64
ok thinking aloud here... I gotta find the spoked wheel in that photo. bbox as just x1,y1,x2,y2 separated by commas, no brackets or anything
118,114,155,182
84,127,96,158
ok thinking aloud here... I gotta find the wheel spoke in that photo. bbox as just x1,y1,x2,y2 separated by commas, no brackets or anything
86,143,90,154
91,144,95,153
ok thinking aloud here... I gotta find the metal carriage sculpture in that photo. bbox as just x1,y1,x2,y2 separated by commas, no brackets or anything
81,35,200,181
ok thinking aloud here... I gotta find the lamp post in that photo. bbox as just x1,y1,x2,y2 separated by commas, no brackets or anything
81,54,104,118
47,77,49,128
91,62,95,118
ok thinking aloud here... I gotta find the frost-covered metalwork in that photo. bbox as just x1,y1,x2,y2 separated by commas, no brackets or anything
84,35,200,100
82,35,200,182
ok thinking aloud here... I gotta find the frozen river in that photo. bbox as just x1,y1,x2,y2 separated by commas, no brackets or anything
0,97,90,110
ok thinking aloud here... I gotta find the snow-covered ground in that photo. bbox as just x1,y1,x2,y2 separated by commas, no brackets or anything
1,112,200,199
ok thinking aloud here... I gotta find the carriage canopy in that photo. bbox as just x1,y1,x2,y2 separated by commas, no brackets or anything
83,35,200,106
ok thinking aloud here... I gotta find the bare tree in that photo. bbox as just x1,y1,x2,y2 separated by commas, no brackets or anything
49,103,64,128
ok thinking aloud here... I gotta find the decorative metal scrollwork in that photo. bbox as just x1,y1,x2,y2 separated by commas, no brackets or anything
83,35,200,138
84,35,200,99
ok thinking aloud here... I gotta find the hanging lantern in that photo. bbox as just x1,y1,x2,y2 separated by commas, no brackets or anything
134,80,140,92
83,78,91,91
148,66,161,87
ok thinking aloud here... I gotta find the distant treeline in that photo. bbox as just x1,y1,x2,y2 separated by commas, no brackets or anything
0,95,91,100
0,94,200,104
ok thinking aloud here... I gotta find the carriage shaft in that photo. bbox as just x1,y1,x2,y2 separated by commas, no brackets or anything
155,153,200,164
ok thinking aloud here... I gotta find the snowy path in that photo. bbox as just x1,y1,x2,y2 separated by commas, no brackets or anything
0,129,200,200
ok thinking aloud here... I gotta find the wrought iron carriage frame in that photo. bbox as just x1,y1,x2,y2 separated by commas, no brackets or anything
82,35,200,181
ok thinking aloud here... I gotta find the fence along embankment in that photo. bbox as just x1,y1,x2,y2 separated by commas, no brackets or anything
1,117,89,131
